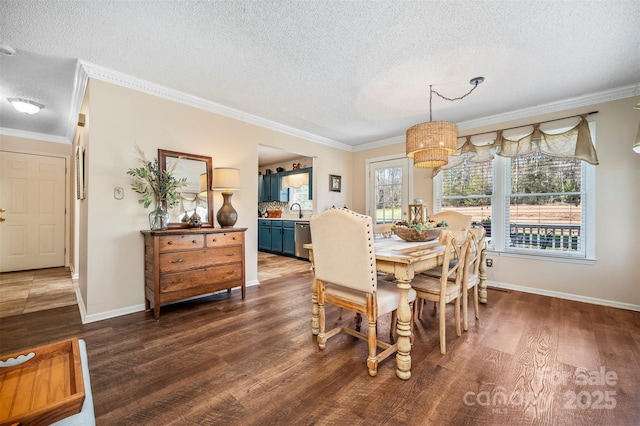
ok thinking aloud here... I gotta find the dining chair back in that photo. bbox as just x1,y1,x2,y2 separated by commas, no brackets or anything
410,231,470,354
429,211,472,231
310,207,416,376
461,226,486,331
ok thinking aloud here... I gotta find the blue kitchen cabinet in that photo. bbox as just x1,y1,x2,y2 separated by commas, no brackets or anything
270,220,283,252
258,219,272,250
282,221,295,256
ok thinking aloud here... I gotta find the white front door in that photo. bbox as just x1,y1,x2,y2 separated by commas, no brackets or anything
366,157,412,224
0,151,66,272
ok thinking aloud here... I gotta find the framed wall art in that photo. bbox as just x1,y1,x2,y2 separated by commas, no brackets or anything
329,174,341,192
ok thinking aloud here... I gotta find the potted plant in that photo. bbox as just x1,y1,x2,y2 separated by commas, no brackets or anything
127,146,187,230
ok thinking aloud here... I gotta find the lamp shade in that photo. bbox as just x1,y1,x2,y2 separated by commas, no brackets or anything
406,121,458,158
633,120,640,154
212,168,241,192
198,173,208,198
413,148,449,168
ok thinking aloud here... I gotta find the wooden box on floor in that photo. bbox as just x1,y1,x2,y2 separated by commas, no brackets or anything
0,338,85,426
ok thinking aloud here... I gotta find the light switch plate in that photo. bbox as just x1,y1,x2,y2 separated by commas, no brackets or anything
114,187,124,200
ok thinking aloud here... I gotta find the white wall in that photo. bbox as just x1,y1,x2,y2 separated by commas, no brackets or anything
353,96,640,308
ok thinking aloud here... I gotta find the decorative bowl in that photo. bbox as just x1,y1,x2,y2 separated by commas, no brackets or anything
392,226,444,242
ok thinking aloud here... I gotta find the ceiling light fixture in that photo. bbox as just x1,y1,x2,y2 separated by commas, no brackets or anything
0,44,16,56
406,77,484,168
7,97,45,114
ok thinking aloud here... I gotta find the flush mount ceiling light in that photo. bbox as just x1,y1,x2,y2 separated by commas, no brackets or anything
8,97,45,114
0,44,16,55
407,77,484,168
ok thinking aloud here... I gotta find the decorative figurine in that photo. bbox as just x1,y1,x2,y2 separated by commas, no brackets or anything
188,210,202,228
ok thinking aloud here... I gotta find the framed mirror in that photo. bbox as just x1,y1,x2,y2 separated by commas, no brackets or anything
158,149,214,228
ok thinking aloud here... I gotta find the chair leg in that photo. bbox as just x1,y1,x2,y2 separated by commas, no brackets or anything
439,298,446,354
390,310,397,339
462,288,469,332
417,298,424,319
455,296,461,337
317,288,327,350
338,307,343,320
367,317,378,377
355,312,362,332
473,286,480,320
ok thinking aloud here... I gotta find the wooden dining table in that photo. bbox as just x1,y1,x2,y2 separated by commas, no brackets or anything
305,234,487,380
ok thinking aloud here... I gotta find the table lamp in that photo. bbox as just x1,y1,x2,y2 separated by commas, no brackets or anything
212,167,241,227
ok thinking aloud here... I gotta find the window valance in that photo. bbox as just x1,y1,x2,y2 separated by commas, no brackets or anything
433,114,598,175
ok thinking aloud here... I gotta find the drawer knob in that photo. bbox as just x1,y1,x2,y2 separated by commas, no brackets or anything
170,258,184,263
211,238,217,242
167,241,173,245
192,240,197,244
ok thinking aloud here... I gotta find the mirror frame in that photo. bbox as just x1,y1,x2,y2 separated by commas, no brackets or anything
158,149,214,228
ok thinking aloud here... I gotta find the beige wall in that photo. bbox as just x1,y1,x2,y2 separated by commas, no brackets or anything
79,79,352,320
353,96,640,307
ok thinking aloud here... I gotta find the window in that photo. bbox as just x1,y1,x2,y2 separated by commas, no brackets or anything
507,152,584,253
367,157,411,224
288,184,312,211
436,157,493,235
435,123,595,260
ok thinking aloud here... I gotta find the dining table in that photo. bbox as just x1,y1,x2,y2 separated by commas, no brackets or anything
304,233,488,380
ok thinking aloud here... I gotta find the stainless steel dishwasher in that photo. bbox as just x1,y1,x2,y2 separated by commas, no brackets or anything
294,222,311,260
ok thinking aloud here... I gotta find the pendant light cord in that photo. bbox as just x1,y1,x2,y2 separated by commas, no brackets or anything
429,78,483,121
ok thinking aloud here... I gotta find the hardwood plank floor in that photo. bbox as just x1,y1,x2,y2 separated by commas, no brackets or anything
1,255,639,425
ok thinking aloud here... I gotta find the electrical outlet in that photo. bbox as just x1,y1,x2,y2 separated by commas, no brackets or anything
486,258,493,267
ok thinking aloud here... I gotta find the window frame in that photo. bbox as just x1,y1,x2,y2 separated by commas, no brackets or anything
434,122,596,264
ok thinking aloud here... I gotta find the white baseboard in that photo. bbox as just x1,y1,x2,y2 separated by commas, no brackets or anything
487,281,640,312
79,284,259,324
82,304,146,324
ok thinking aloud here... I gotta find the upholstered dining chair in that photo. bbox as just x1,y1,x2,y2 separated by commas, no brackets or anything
429,211,472,231
461,226,486,331
310,208,416,377
410,231,470,355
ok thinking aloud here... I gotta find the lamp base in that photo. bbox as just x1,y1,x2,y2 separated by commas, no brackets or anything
217,191,238,228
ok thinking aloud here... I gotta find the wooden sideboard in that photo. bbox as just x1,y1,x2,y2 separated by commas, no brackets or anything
141,228,247,319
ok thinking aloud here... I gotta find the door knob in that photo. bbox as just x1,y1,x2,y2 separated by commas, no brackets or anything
0,208,5,212
0,217,5,222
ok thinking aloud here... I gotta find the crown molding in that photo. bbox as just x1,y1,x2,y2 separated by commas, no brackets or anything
358,83,640,150
457,83,640,132
79,60,352,152
65,60,89,143
0,127,69,144
63,62,640,153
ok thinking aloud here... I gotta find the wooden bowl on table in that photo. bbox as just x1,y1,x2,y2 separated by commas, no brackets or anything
392,226,444,242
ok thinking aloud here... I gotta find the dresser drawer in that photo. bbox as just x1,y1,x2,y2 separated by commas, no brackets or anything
160,263,243,293
159,249,212,273
205,232,244,247
159,247,242,273
158,234,205,252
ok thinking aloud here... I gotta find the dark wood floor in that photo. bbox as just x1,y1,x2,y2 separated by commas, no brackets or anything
1,255,639,425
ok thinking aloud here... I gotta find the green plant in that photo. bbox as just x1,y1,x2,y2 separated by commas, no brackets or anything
127,146,187,209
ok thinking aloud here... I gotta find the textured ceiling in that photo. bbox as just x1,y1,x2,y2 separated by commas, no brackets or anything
1,1,639,152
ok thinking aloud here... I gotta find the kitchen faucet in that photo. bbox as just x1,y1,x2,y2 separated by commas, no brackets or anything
290,203,303,219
